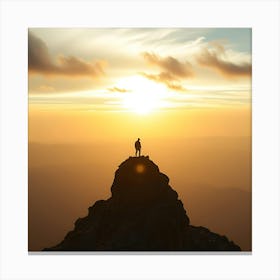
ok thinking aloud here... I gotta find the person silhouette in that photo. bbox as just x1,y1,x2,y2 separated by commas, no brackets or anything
135,138,141,157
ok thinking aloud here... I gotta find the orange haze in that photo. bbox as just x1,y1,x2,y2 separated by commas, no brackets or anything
28,106,251,251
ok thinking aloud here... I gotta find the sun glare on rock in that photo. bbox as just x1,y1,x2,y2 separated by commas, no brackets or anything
136,164,145,173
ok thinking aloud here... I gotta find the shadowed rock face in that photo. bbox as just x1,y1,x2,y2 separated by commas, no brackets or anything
44,156,241,251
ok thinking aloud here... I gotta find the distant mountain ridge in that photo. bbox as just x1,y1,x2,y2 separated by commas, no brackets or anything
44,156,241,251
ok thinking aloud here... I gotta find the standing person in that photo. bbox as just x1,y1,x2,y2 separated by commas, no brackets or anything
135,138,141,157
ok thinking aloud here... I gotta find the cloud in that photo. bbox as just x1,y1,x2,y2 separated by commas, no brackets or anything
197,42,251,78
107,86,131,93
141,52,193,92
28,32,106,78
141,72,187,92
142,52,193,78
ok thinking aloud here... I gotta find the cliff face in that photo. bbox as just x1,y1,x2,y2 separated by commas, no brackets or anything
44,156,240,251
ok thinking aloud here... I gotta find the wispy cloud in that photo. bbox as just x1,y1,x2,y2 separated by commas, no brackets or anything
28,32,106,78
197,42,251,78
140,72,187,92
142,52,193,78
141,52,194,92
107,86,131,93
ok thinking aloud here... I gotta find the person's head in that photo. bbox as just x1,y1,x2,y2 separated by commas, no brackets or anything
138,138,140,141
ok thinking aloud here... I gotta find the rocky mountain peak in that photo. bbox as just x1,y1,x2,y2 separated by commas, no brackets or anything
44,156,240,251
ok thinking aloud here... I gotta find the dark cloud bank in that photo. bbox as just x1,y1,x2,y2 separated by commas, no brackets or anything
28,32,105,78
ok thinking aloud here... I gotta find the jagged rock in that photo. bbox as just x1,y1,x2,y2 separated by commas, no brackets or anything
44,156,240,251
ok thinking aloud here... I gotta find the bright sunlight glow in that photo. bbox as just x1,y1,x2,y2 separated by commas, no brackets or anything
116,75,170,114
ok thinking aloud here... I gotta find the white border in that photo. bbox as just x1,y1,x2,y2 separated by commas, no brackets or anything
1,0,279,279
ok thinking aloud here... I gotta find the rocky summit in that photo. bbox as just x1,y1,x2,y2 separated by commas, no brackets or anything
44,156,241,251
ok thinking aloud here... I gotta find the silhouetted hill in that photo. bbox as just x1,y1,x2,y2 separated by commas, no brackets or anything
44,156,241,251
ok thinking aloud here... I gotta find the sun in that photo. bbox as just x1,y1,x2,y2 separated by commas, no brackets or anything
115,75,169,114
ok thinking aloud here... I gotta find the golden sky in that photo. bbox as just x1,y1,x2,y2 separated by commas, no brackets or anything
28,28,251,115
